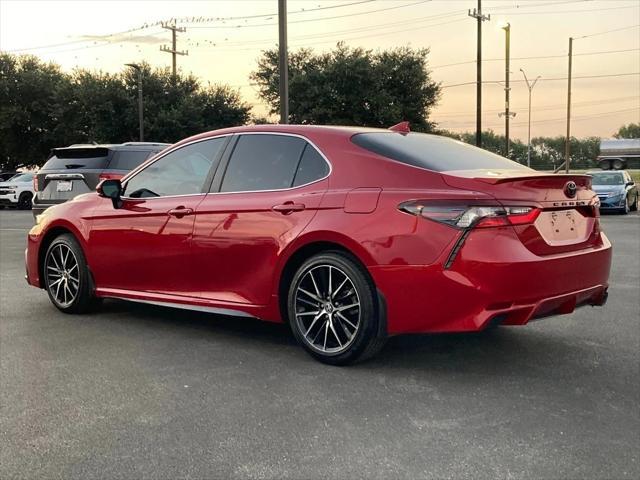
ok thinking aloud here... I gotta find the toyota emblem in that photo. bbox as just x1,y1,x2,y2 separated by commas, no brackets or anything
564,181,577,198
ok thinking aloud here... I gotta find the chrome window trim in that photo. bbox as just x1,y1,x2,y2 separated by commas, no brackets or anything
120,134,232,201
213,131,332,195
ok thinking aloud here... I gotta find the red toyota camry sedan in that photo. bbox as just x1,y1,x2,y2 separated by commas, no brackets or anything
25,124,612,365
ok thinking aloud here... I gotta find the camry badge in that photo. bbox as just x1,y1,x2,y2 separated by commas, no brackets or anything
564,181,577,198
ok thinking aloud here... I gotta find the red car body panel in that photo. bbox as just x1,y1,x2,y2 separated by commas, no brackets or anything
26,124,612,335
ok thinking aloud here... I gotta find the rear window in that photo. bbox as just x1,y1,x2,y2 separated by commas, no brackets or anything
41,148,110,170
108,150,156,170
351,132,530,172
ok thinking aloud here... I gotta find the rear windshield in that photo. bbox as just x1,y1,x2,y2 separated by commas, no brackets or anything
42,147,110,170
351,132,530,172
108,150,156,170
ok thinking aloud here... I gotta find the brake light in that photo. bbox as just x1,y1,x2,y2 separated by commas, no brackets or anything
99,173,124,182
398,202,540,229
33,176,39,192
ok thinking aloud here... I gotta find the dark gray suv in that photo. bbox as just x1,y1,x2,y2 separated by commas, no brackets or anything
32,142,169,218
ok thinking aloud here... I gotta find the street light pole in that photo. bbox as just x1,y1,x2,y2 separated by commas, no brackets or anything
520,69,540,168
565,36,573,174
502,23,511,158
125,63,144,142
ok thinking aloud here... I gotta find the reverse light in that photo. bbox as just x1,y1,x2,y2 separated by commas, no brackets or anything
398,202,540,229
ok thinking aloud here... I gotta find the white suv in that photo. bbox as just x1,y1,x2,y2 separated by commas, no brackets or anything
0,172,36,209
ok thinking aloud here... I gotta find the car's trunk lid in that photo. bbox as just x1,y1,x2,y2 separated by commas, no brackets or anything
441,169,602,255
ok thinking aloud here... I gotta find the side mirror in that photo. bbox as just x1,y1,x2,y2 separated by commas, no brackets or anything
97,179,123,208
626,181,635,187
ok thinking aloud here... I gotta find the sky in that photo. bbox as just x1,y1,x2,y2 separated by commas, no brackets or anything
1,0,639,140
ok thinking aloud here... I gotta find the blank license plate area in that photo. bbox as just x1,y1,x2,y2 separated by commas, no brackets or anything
56,181,73,192
535,209,590,245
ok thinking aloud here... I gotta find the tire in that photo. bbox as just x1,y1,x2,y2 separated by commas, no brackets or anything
612,159,624,170
620,196,630,215
43,233,97,313
287,251,386,365
18,192,33,210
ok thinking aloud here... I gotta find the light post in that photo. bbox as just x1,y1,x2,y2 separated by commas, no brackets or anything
498,22,515,158
125,63,144,142
520,69,540,168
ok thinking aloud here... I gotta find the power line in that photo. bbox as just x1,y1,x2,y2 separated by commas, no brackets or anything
489,4,639,16
434,96,640,117
441,72,640,89
431,48,640,70
575,23,640,39
188,0,433,29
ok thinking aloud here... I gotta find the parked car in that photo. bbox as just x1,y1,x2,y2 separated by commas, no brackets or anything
25,124,612,365
32,142,169,218
0,172,36,209
587,170,638,214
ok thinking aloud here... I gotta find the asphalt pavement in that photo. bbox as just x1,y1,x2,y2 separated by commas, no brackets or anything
1,209,638,479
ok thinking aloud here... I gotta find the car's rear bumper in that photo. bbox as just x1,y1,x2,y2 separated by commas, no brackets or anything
370,228,612,335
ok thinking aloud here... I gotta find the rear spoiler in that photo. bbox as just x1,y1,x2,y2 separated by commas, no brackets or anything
474,173,592,185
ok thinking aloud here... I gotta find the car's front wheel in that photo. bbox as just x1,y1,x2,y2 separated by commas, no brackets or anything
18,192,33,210
287,251,386,365
44,234,97,313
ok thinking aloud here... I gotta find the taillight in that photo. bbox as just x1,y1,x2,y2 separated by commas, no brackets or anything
99,173,124,182
33,176,39,192
398,202,540,229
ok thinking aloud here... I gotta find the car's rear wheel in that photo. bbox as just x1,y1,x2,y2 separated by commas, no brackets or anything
44,234,97,313
18,192,33,210
287,251,385,365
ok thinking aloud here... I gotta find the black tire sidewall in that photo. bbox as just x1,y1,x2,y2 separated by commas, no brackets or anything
44,234,94,313
287,251,379,365
18,192,32,210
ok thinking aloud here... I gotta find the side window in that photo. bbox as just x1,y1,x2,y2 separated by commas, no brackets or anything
292,145,330,187
220,134,306,192
124,138,226,198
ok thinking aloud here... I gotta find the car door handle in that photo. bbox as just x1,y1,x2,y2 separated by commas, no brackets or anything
167,206,194,218
272,202,306,214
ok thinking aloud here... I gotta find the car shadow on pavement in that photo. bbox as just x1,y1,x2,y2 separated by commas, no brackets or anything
90,298,591,375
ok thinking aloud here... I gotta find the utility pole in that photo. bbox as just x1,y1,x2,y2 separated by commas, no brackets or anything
278,0,289,124
520,69,540,168
468,1,490,148
125,63,144,142
498,23,515,158
565,37,573,174
160,22,188,77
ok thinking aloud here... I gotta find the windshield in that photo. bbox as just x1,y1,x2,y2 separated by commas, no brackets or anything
7,173,33,183
351,132,531,172
589,172,624,186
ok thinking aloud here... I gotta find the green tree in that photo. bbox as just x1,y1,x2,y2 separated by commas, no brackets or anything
251,43,441,131
613,123,640,139
0,55,252,170
0,54,71,170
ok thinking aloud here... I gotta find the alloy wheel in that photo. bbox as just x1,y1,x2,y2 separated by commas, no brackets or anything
45,243,80,307
294,264,361,354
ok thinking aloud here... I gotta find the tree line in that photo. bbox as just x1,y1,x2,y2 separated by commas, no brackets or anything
1,48,637,172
